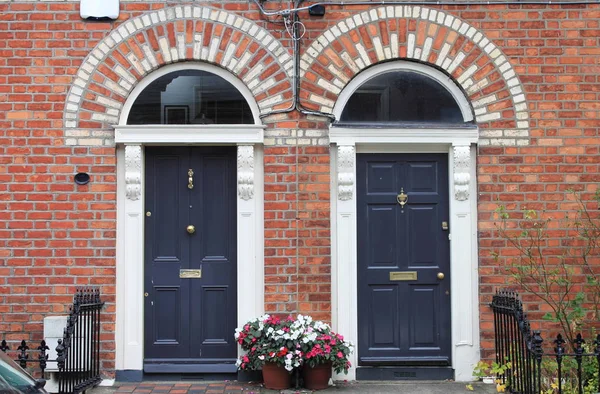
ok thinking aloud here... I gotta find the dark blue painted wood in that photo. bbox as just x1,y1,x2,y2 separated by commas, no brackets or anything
144,146,237,371
357,153,451,368
115,370,143,382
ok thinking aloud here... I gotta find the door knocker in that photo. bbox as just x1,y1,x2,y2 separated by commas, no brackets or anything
188,169,194,189
397,188,408,208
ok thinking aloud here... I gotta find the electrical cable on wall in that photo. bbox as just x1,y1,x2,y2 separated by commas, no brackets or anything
252,0,600,17
255,1,336,121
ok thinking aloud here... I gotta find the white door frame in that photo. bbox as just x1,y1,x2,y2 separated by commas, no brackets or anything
114,63,265,375
330,61,480,382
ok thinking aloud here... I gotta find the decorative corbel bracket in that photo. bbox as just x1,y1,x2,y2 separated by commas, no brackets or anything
338,145,355,201
453,145,471,201
237,145,254,201
125,144,142,201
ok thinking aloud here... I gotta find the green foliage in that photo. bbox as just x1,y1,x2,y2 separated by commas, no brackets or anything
473,360,513,378
540,340,599,394
494,191,600,346
471,360,513,392
494,191,600,393
472,360,491,378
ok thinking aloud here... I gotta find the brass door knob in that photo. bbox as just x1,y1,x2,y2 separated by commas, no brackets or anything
437,272,445,280
186,225,196,234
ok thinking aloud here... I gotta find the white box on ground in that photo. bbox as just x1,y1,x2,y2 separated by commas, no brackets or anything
43,316,92,394
43,316,67,394
43,316,68,373
80,0,120,20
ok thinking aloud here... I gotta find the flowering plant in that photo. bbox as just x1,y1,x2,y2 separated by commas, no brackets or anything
297,316,354,374
234,314,303,372
234,314,353,374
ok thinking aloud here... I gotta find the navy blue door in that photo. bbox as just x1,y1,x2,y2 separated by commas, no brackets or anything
144,146,237,372
357,153,451,367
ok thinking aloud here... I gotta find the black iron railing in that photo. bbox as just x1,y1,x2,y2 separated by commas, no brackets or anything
58,287,104,394
0,338,50,374
1,287,104,394
491,290,600,394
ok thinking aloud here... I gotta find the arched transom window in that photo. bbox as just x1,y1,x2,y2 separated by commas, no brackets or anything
127,69,253,125
339,70,466,125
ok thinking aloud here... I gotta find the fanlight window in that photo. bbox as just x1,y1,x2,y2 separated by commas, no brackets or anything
127,69,253,125
340,71,464,124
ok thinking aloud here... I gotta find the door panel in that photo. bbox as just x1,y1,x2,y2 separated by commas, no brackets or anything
201,286,229,343
144,146,237,369
153,286,181,343
197,154,233,259
407,206,437,266
368,206,397,267
407,162,438,192
369,286,400,348
409,286,438,347
153,156,183,259
368,163,396,193
357,153,450,366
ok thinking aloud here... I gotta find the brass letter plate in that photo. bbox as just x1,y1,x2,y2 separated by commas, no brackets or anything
389,271,417,281
180,269,202,279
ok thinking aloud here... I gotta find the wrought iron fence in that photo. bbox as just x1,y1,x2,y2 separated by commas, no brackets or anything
0,338,50,374
1,287,104,394
491,290,600,394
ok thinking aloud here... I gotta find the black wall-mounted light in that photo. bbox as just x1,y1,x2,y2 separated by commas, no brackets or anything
74,172,91,185
308,4,326,17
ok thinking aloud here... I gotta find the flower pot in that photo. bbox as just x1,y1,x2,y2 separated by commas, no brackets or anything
482,376,495,384
262,362,292,390
302,362,332,390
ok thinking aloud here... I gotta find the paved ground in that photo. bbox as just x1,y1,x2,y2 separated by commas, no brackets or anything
90,381,497,394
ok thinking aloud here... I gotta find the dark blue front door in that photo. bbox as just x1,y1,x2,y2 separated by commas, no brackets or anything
357,153,451,370
144,146,237,373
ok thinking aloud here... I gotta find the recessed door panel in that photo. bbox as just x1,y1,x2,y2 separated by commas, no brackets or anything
368,163,396,193
200,155,232,260
368,206,397,267
369,286,400,349
407,206,438,267
153,155,182,261
201,286,229,344
409,286,439,348
407,162,438,193
153,286,181,344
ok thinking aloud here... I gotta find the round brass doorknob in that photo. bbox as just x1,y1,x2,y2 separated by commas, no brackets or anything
437,272,445,280
186,225,196,234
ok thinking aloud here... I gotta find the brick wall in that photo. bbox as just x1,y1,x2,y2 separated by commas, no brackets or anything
1,0,600,373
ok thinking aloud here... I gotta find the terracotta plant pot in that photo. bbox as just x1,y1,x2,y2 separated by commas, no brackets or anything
302,362,332,390
262,362,292,390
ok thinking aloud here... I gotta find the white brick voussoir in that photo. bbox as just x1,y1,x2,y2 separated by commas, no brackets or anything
64,5,292,130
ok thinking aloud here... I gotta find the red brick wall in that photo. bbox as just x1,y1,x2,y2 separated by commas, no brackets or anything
472,5,600,356
263,140,331,321
1,0,600,373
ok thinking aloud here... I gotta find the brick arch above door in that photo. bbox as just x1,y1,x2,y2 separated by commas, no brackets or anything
63,5,293,141
300,6,530,146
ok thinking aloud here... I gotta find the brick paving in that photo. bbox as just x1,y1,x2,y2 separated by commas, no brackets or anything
112,382,272,394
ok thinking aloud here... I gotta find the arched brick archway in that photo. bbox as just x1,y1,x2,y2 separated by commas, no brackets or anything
300,5,530,146
64,5,293,131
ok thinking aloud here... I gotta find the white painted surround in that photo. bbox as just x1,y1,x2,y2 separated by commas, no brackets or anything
114,63,265,373
330,61,480,381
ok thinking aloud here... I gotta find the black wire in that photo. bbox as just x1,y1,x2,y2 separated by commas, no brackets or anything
253,0,600,17
293,12,337,120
